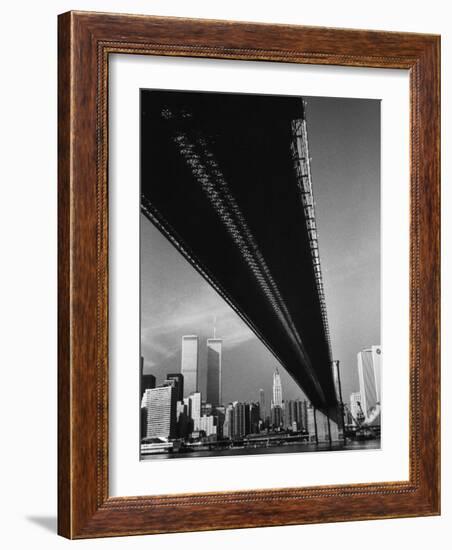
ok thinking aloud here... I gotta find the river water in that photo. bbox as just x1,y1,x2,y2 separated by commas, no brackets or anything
142,439,380,460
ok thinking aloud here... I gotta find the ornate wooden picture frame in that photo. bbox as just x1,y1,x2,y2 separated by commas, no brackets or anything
58,11,440,539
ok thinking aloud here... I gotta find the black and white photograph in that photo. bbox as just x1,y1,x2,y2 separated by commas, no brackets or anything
139,89,381,460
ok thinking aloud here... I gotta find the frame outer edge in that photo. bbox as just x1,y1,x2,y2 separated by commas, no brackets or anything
57,11,73,539
57,10,441,538
423,36,441,515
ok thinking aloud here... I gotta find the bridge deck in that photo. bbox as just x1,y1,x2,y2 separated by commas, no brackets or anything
141,90,339,419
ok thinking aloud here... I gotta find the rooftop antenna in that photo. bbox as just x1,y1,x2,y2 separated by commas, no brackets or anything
213,315,217,339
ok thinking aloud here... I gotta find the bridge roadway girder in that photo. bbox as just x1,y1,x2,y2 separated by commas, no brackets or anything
141,90,339,420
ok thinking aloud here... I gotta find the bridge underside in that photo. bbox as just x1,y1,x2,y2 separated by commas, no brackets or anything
141,90,339,420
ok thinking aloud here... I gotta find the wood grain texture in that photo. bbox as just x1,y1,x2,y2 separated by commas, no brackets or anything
57,11,440,539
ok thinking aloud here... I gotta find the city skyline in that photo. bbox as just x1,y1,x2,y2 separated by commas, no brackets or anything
142,330,380,411
140,332,381,458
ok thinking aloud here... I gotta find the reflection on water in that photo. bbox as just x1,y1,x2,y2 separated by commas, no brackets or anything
141,439,380,460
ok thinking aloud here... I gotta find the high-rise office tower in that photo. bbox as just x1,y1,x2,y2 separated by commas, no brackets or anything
295,400,304,430
350,391,363,425
144,385,177,440
270,405,283,429
165,373,184,402
215,406,225,439
272,367,283,407
140,357,156,439
244,403,251,436
232,402,246,439
307,404,316,441
357,346,381,420
177,399,192,438
198,415,217,437
140,356,156,404
181,335,199,397
259,388,265,420
248,402,260,434
189,391,202,431
345,408,354,426
301,400,308,431
285,400,300,430
223,404,234,439
140,407,148,440
206,337,222,406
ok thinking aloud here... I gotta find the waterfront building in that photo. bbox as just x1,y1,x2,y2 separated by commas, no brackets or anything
259,389,266,420
244,403,251,435
140,356,156,406
270,404,283,430
306,404,317,442
166,373,184,402
189,391,202,431
215,405,225,439
248,402,260,434
199,415,217,437
284,400,295,430
232,402,246,439
345,407,354,426
140,406,148,440
181,335,199,397
206,337,222,406
272,367,283,407
201,401,213,417
144,385,177,439
223,404,234,439
176,400,185,420
176,400,192,438
300,400,308,431
357,346,381,420
281,399,306,431
350,391,363,425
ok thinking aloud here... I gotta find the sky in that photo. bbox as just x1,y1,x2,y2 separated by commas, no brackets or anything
140,94,380,409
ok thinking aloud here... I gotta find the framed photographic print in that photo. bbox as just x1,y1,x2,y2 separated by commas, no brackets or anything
58,11,440,538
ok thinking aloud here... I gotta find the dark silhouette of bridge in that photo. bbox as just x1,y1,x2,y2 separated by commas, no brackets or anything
141,90,340,422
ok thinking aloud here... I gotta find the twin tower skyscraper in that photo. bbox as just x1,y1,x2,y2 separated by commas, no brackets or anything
181,331,223,406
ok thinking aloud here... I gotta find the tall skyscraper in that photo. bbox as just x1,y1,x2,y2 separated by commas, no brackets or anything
145,385,177,440
357,346,381,420
301,400,308,431
176,400,192,438
350,391,363,425
285,400,303,430
140,407,148,440
140,356,156,402
270,405,283,429
223,404,234,439
272,367,283,407
181,335,199,397
206,338,222,406
248,402,260,434
232,402,246,439
259,388,266,420
165,373,184,402
189,391,202,431
307,404,316,441
140,357,156,421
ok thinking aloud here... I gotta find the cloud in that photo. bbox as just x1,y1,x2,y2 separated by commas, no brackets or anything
141,298,255,365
